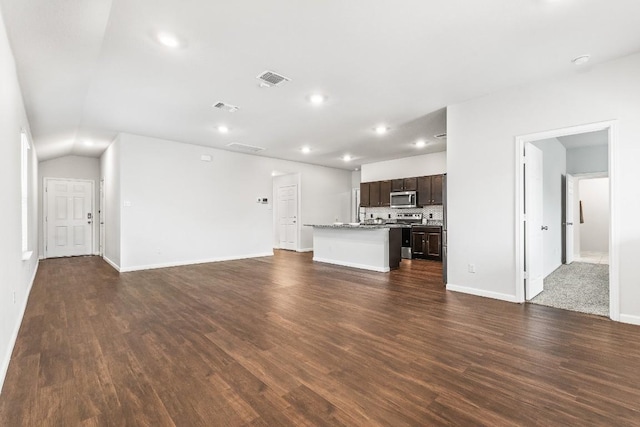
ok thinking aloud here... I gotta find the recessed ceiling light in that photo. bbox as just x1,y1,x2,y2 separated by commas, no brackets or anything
415,140,427,148
301,146,311,154
572,54,591,66
309,93,326,105
217,125,229,134
375,125,389,135
343,154,352,162
157,32,180,48
354,168,359,171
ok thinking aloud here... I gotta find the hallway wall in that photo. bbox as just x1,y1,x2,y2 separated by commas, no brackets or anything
579,177,609,254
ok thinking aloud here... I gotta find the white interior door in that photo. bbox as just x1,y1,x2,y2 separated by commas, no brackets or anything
278,185,298,250
99,179,105,256
525,144,544,300
565,174,575,264
46,179,93,258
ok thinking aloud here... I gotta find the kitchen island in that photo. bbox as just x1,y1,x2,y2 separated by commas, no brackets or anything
305,224,403,272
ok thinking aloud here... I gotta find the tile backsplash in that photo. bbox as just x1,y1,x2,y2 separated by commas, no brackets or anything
361,205,443,222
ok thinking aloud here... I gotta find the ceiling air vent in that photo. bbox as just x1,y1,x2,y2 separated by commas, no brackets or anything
226,142,265,153
256,70,291,87
212,101,239,113
434,133,447,139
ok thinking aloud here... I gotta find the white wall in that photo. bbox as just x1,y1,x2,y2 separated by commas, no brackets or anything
113,133,351,271
579,177,609,254
38,156,101,256
532,138,566,277
361,151,446,182
100,137,121,269
567,145,608,174
447,52,640,322
0,6,39,392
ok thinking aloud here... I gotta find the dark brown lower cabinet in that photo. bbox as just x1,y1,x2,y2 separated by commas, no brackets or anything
411,226,442,260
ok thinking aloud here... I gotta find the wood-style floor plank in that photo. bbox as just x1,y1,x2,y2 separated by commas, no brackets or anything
2,251,640,426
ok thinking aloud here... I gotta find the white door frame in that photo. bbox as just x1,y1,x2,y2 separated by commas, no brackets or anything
514,120,619,321
272,173,302,251
43,177,96,259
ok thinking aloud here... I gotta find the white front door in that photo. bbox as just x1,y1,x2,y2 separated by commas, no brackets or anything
278,185,298,250
565,174,575,264
525,144,544,300
45,179,93,258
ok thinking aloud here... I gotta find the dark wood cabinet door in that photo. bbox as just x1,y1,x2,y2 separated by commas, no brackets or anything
411,231,425,256
369,181,381,207
391,179,404,192
404,177,418,191
417,176,432,206
431,175,443,205
360,182,370,207
380,181,391,206
427,231,441,258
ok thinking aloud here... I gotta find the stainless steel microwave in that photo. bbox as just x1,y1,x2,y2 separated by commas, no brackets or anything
390,191,417,208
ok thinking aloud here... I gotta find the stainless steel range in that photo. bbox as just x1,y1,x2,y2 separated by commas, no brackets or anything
396,213,423,259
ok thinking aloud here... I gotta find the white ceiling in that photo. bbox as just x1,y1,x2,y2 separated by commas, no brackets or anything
2,0,640,169
557,129,608,149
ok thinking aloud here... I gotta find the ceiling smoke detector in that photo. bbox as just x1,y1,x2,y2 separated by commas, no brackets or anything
434,133,447,139
256,70,291,87
226,142,265,153
212,102,239,113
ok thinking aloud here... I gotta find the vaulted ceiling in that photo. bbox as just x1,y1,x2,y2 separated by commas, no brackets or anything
2,0,640,169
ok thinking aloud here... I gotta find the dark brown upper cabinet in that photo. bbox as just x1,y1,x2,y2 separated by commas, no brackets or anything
417,174,444,206
380,181,391,207
360,182,370,207
369,181,381,207
391,177,417,192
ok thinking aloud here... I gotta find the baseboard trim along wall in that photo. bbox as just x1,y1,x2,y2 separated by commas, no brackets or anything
312,257,390,273
297,248,313,253
619,314,640,326
1,260,39,394
119,252,275,273
446,283,520,303
102,256,121,272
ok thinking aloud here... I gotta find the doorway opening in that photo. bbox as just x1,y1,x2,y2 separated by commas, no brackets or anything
515,121,619,320
43,177,95,259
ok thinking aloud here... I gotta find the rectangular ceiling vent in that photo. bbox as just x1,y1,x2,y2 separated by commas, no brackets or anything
226,142,265,153
212,101,239,113
257,70,291,87
434,133,447,139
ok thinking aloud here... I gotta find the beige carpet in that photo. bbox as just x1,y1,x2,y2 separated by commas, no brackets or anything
530,262,609,317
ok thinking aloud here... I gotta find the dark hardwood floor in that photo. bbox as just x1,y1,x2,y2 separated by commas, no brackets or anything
2,251,640,426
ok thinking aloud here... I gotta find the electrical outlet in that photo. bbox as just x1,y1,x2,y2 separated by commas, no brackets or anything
468,264,476,273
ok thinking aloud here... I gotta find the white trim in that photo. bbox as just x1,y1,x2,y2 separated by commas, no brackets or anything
119,252,274,273
312,257,390,273
619,314,640,326
42,178,96,258
446,283,520,303
102,256,121,272
21,251,33,261
297,248,313,253
514,120,620,320
0,260,39,394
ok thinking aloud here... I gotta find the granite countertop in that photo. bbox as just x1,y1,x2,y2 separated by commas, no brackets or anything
304,223,411,229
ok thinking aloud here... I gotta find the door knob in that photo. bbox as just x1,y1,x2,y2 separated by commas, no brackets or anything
541,225,548,231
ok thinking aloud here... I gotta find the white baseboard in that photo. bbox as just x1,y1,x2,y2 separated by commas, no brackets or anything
103,256,121,272
619,314,640,326
312,257,390,273
1,260,39,395
119,252,274,273
297,248,313,253
446,283,519,303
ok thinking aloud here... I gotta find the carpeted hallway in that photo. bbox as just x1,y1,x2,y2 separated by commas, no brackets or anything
530,262,609,317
